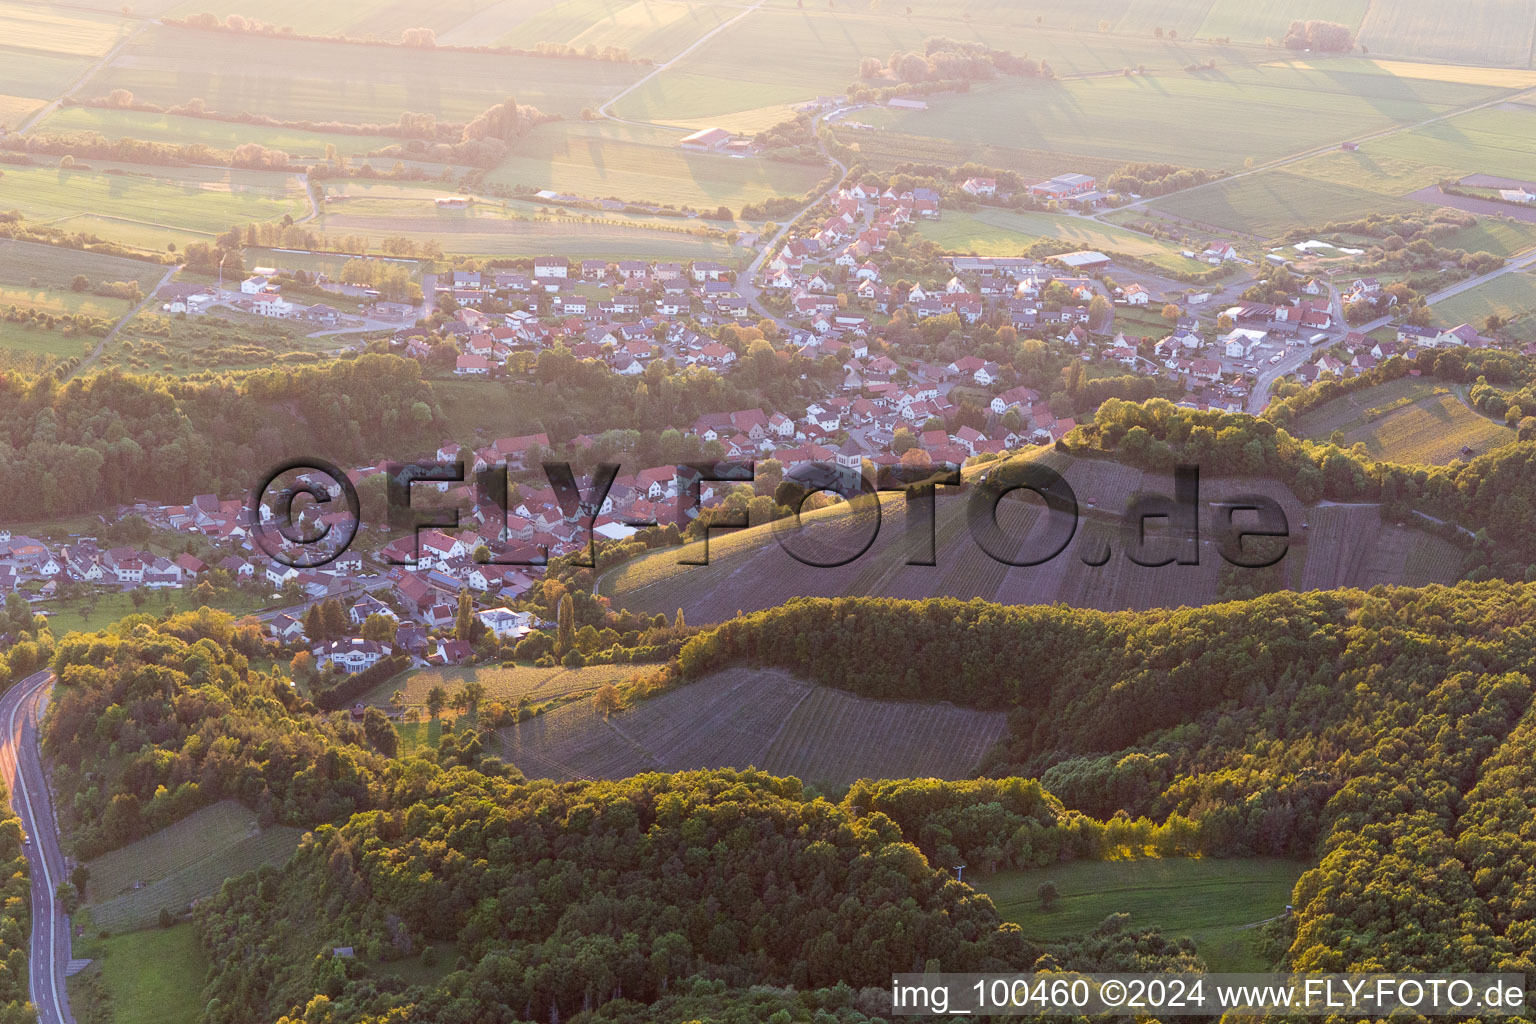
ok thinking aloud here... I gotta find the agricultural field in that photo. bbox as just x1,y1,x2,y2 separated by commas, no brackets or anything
858,60,1514,173
977,857,1306,972
610,6,1253,132
361,662,646,710
82,800,304,933
483,120,827,212
103,304,358,375
440,0,740,61
917,207,1196,272
0,238,167,314
0,2,135,57
1356,0,1536,67
598,450,1467,624
1431,268,1536,343
0,161,309,254
314,194,747,260
80,24,645,123
1195,0,1370,44
67,923,206,1024
35,105,401,161
498,666,1008,785
833,125,1122,183
0,50,97,130
1149,169,1424,238
1292,378,1517,464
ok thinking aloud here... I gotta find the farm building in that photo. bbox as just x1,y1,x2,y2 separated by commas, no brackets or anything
435,196,468,208
680,127,732,151
1030,172,1097,199
1051,251,1111,271
887,97,928,110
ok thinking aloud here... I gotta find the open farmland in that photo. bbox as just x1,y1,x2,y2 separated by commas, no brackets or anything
0,49,98,129
498,666,1008,784
1357,0,1536,67
69,924,206,1024
832,125,1121,183
1431,268,1536,343
1292,378,1517,464
483,120,826,211
978,858,1305,972
609,6,1252,132
917,208,1196,271
36,106,400,160
0,239,166,319
0,3,134,57
1149,169,1423,237
80,23,645,123
599,451,1466,624
361,662,645,709
858,60,1514,172
0,162,309,253
313,195,747,260
82,800,303,934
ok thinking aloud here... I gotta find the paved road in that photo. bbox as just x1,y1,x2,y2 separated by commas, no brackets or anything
0,670,73,1024
1246,247,1536,414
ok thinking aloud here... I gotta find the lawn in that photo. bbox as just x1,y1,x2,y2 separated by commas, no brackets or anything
976,857,1306,971
482,120,827,212
82,799,304,933
1291,377,1516,464
858,59,1513,172
36,105,402,160
82,23,646,123
68,923,207,1024
40,587,273,637
1432,269,1536,343
917,208,1195,271
0,162,309,254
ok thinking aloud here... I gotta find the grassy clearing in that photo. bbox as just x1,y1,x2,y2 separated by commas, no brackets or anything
0,162,308,253
68,923,207,1024
498,666,1008,785
1432,269,1536,343
859,60,1509,172
362,663,645,709
1356,0,1536,67
483,119,826,210
83,800,303,933
41,588,272,638
1291,377,1516,464
36,105,401,159
977,857,1305,972
916,208,1195,271
1437,218,1536,258
84,23,645,122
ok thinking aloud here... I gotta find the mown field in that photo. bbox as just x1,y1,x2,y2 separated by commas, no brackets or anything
82,800,303,933
0,161,309,253
498,666,1008,785
858,59,1512,173
81,23,645,123
68,922,206,1024
917,207,1196,272
1292,377,1517,464
1431,268,1536,343
0,2,134,57
977,857,1306,972
1149,170,1423,238
362,662,645,710
598,450,1467,624
0,238,166,314
483,120,826,211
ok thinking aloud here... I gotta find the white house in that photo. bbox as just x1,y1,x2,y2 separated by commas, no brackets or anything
477,607,533,639
316,638,392,673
